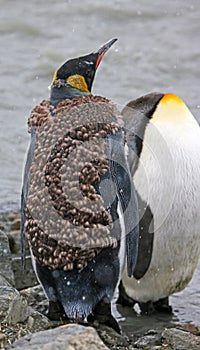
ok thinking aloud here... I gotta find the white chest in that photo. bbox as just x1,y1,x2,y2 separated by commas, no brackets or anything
123,118,200,302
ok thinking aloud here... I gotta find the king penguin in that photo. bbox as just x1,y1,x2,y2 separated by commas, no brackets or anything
20,39,139,330
119,92,200,314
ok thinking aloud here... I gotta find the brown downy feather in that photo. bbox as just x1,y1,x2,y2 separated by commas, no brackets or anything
25,95,123,271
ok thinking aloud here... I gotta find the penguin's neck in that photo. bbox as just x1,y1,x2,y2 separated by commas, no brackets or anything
50,83,90,107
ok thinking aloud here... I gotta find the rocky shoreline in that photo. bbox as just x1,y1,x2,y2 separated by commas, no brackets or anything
0,211,199,349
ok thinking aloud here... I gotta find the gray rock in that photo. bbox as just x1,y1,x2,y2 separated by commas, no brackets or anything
10,324,109,350
134,330,161,348
0,212,20,232
3,219,38,291
0,275,28,324
26,307,50,332
176,323,200,336
0,230,15,286
132,327,200,350
7,229,30,256
7,231,23,255
20,284,49,317
1,215,38,291
0,277,50,347
95,324,130,349
161,328,200,350
0,332,7,349
12,255,38,290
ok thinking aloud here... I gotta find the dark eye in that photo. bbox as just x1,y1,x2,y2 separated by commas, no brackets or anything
86,69,92,77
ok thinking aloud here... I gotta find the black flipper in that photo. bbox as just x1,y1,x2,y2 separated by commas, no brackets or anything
107,128,139,277
133,193,154,279
20,127,36,269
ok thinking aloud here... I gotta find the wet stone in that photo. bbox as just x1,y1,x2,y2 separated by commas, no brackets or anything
7,230,29,255
10,324,109,350
0,212,21,233
0,332,7,349
176,323,200,336
95,324,131,349
0,213,37,290
20,285,48,315
0,275,28,324
0,230,15,286
26,307,50,333
161,327,200,350
12,255,38,290
133,330,161,349
9,219,20,232
0,277,50,347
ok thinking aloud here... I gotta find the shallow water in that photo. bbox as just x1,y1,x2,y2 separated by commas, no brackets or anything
0,0,199,329
116,262,200,339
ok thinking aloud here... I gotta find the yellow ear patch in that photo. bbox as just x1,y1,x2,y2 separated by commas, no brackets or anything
152,93,194,124
67,74,90,93
161,93,185,106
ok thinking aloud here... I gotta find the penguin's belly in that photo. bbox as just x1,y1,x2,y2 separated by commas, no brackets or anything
123,121,200,302
123,218,200,303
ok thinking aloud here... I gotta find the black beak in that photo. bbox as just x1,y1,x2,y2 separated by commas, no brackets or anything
94,38,118,70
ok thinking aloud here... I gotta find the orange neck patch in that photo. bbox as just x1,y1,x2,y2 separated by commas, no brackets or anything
67,74,90,93
151,93,194,125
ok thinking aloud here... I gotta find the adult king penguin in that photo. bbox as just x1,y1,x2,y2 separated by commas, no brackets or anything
21,39,139,330
120,92,200,314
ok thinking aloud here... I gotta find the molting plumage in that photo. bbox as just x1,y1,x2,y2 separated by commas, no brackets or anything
20,39,139,329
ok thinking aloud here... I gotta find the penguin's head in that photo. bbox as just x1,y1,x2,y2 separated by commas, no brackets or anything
49,38,117,105
150,93,195,125
122,92,195,172
122,92,164,161
123,92,194,132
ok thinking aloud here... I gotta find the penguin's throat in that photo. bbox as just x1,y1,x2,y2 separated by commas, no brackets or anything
50,83,90,106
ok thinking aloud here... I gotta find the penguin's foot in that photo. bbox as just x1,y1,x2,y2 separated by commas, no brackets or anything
139,297,172,315
117,282,172,315
47,300,69,321
153,297,172,314
138,301,155,315
88,296,121,334
117,281,136,307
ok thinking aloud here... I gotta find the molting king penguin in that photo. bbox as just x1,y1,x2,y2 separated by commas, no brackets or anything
20,39,139,330
119,92,200,314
